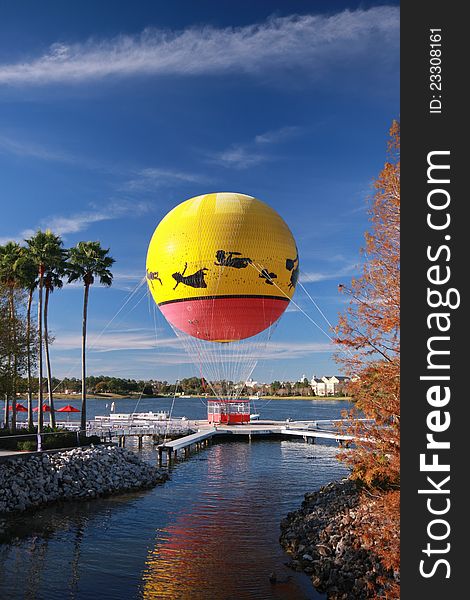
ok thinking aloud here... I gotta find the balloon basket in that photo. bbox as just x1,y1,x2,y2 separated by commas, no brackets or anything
207,399,250,424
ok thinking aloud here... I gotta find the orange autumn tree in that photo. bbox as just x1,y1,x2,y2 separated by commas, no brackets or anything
335,121,400,580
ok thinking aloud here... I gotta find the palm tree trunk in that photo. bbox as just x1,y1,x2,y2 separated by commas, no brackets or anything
10,288,17,432
81,284,89,431
44,287,56,428
3,394,9,429
37,269,44,437
3,294,13,430
3,331,11,429
26,288,34,429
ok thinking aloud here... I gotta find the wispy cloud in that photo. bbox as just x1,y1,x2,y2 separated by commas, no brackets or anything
44,201,150,236
213,145,268,169
112,271,145,284
109,271,146,292
3,200,151,244
300,262,359,284
122,167,208,192
0,8,399,86
52,329,178,353
254,126,300,145
59,270,146,292
212,125,300,169
0,132,129,178
47,326,338,378
0,133,73,162
263,340,334,359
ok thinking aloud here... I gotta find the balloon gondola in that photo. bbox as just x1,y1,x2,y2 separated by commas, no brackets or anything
146,192,298,423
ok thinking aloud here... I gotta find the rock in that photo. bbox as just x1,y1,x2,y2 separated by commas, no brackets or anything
279,479,397,599
0,446,168,514
316,544,331,557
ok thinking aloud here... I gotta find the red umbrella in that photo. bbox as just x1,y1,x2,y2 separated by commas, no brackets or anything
56,404,81,422
33,403,52,412
56,405,81,413
8,403,28,412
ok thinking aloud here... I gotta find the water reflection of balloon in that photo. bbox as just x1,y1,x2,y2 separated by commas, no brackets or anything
146,192,299,419
141,443,309,600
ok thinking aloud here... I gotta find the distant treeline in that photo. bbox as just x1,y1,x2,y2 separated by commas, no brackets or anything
11,375,348,398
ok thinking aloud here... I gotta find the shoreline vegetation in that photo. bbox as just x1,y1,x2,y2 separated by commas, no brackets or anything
280,122,400,598
12,392,352,402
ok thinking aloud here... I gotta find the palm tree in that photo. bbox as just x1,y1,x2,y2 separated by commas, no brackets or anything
43,256,67,428
18,249,38,429
44,270,65,427
25,231,66,439
67,242,114,430
0,242,24,431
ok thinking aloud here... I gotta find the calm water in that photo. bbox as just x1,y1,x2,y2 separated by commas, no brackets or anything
0,398,350,600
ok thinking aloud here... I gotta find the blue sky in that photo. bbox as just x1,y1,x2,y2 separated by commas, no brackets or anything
0,1,399,383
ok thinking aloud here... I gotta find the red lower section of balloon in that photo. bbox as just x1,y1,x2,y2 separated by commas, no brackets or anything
159,296,289,341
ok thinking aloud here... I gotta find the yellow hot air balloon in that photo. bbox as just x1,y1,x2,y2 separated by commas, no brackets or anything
146,192,298,343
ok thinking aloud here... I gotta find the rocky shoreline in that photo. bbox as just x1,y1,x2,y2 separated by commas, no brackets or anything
0,445,168,513
280,479,398,599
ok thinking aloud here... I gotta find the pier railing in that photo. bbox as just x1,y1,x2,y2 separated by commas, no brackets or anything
85,416,197,440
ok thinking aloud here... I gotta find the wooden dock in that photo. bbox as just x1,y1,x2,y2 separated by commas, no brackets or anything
155,419,371,465
157,428,217,464
3,416,370,464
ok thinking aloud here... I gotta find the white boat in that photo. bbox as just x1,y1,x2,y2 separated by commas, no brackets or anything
97,411,170,422
250,413,260,421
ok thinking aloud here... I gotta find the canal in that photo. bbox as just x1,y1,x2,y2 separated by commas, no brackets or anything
0,398,350,599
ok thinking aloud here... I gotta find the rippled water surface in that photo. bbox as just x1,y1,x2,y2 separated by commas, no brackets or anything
0,398,350,600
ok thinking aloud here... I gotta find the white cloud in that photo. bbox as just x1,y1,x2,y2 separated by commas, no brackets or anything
0,236,17,245
48,328,337,378
52,327,333,361
0,133,124,175
213,144,267,169
123,167,207,192
112,271,145,283
2,200,151,244
212,125,301,169
0,8,399,86
44,200,150,236
254,126,300,145
52,330,180,353
0,133,72,162
300,263,359,284
58,270,146,292
263,340,334,359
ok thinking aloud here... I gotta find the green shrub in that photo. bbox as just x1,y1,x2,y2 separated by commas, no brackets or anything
0,426,102,451
17,440,36,451
0,427,37,450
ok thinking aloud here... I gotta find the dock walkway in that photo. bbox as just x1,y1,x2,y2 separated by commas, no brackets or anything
1,417,372,463
155,418,372,464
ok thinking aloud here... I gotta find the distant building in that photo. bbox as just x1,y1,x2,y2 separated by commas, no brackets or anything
310,375,323,395
310,375,351,396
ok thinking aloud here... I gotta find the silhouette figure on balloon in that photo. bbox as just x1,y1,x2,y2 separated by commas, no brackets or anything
146,269,163,290
259,269,277,285
214,250,252,269
286,254,299,290
172,263,208,290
